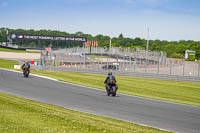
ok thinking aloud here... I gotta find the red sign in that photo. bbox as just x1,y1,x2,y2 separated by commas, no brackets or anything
45,47,51,51
85,42,91,48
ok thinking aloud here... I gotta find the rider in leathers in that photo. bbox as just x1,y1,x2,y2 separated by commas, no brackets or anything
22,61,30,75
104,72,118,91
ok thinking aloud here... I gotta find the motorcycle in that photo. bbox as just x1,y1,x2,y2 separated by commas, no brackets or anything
106,80,118,96
23,66,29,78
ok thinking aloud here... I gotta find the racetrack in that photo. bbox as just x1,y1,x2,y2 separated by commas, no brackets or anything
0,69,200,133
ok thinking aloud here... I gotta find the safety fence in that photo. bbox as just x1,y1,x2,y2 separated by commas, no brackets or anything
28,65,200,82
20,47,200,82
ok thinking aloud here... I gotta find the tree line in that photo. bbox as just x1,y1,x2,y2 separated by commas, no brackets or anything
0,28,200,59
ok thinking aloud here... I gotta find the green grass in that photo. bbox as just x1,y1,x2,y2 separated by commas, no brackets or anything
0,48,40,53
1,58,200,107
89,55,107,59
0,92,171,133
0,59,19,69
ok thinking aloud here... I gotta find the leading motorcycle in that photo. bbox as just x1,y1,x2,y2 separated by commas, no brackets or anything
23,66,29,78
106,80,118,96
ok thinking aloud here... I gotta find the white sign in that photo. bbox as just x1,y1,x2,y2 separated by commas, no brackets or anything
14,65,21,70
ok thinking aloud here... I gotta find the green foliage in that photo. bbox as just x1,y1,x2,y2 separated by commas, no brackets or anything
119,33,124,38
0,28,7,42
170,53,184,58
188,53,195,61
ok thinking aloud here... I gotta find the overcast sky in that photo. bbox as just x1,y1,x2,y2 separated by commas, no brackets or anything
0,0,200,41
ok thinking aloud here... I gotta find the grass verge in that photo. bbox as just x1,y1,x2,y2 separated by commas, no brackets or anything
89,55,107,59
0,59,19,69
1,58,200,107
0,48,39,53
0,92,171,133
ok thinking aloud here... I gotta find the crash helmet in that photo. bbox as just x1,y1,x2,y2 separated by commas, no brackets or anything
108,72,112,75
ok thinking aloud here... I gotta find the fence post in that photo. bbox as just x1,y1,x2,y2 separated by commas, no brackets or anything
97,60,99,70
85,61,87,70
84,47,86,67
134,61,136,72
183,61,185,76
129,52,131,71
198,63,200,77
145,59,147,73
107,54,109,70
123,56,125,70
61,62,63,71
100,59,102,70
75,63,77,71
157,58,160,74
133,57,136,72
170,60,172,75
90,60,92,70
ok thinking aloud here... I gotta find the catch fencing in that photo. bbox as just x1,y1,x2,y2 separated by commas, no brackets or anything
29,47,200,82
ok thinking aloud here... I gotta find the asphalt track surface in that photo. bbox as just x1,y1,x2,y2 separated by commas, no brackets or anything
0,69,200,133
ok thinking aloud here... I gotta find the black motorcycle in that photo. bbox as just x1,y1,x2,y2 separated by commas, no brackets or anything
106,80,118,96
23,66,29,78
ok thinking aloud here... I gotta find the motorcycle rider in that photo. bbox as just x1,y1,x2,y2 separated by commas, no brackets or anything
22,61,30,75
104,72,117,91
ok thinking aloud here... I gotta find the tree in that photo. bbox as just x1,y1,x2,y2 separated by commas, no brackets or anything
75,31,84,36
119,33,123,38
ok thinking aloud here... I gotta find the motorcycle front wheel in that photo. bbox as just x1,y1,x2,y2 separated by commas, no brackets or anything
106,88,110,96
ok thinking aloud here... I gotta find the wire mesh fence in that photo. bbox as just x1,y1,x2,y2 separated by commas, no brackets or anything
27,47,200,81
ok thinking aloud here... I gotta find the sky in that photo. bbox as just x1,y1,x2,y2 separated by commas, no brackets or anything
0,0,200,41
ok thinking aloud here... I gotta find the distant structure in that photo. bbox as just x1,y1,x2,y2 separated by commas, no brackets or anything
185,50,196,61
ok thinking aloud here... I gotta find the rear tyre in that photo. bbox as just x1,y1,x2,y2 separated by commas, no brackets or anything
24,71,29,78
112,86,116,96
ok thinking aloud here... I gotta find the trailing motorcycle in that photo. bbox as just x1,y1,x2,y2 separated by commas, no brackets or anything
106,80,118,96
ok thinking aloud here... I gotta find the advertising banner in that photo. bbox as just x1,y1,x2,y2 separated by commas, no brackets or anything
11,34,87,42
